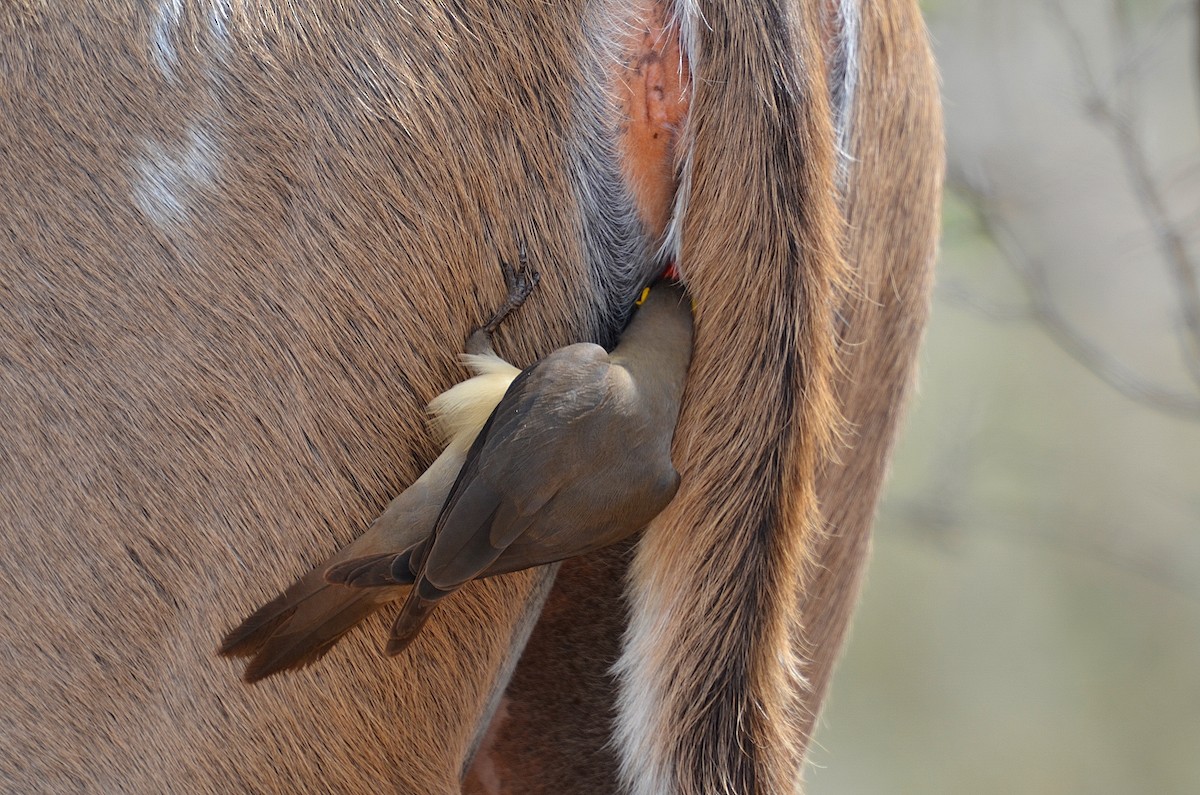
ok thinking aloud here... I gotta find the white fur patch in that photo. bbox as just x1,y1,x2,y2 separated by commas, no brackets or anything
656,0,702,272
613,567,681,795
828,0,861,191
152,0,235,81
208,0,232,51
132,126,220,228
151,0,184,81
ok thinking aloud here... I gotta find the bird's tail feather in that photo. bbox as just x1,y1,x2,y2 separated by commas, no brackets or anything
219,551,403,682
385,593,441,657
239,589,385,682
324,548,418,588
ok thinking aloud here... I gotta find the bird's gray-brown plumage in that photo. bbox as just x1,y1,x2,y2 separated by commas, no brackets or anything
219,259,536,681
221,273,693,679
329,279,693,655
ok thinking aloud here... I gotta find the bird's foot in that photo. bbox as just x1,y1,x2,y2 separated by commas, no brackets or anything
467,243,541,356
480,241,540,336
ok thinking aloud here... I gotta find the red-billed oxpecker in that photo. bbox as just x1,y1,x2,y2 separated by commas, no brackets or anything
221,260,693,681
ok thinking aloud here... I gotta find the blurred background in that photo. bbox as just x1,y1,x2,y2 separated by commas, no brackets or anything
809,1,1200,792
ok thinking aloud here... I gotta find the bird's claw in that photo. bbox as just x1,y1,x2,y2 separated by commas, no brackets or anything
480,243,540,336
498,241,540,310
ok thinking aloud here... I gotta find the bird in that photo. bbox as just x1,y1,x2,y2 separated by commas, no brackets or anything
220,258,693,681
219,257,535,680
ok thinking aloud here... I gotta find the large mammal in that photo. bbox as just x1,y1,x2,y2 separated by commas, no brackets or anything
0,1,940,793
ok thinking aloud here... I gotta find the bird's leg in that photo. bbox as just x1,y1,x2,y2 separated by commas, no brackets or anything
466,244,541,356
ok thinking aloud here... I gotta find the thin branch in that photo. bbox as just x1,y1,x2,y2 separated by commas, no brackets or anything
1044,0,1200,387
947,169,1200,420
1106,110,1200,384
1107,0,1190,93
938,280,1032,323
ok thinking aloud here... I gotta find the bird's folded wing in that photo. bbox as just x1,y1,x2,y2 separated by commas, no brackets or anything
416,343,615,587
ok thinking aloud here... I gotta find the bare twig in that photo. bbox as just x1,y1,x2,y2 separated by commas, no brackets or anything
1107,0,1190,94
1044,0,1200,387
947,169,1200,419
937,280,1031,323
947,2,1200,417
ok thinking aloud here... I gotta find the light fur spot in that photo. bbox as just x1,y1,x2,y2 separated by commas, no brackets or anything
656,0,700,272
613,571,681,795
828,0,861,190
132,126,219,228
151,0,183,81
208,0,232,51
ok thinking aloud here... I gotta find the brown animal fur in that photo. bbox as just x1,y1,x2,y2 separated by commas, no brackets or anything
468,1,943,793
1,2,645,792
794,0,944,749
613,1,848,790
0,1,940,793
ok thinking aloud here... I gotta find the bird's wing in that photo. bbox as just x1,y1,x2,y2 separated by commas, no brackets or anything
416,342,619,591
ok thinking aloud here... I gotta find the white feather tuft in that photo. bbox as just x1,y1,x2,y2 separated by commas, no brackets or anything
426,360,518,451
